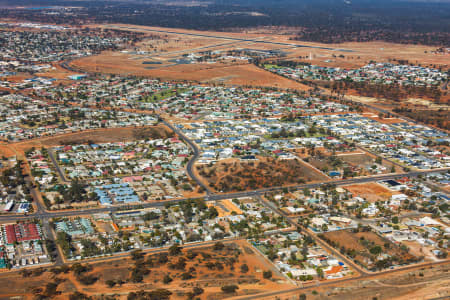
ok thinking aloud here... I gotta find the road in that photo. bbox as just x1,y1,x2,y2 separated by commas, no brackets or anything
47,149,69,182
160,118,213,195
0,121,447,300
3,60,449,295
255,195,369,277
0,167,447,223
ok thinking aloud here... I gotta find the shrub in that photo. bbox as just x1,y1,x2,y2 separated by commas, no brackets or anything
105,280,116,288
163,274,173,284
69,292,91,300
192,287,204,295
240,264,249,273
77,274,98,285
221,285,239,293
158,253,169,264
130,250,144,261
128,289,172,300
168,244,182,256
213,242,225,251
263,270,272,279
181,272,194,280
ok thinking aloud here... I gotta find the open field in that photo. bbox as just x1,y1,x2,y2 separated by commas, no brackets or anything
346,94,450,131
70,54,310,90
0,144,16,158
321,229,418,270
0,240,293,300
339,152,400,175
10,125,173,150
36,63,79,84
196,157,329,192
303,147,400,178
277,41,450,69
343,182,396,202
362,112,405,125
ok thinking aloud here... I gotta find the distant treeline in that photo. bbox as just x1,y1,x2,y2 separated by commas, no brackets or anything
291,30,450,47
392,107,450,131
0,0,448,46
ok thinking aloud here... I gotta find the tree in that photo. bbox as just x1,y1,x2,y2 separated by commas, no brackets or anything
77,274,98,285
221,285,239,293
299,294,307,300
240,263,249,273
213,241,225,251
187,286,204,300
131,249,144,261
130,265,149,283
192,286,204,296
169,257,186,270
205,206,219,219
370,245,382,255
316,267,324,279
168,244,182,256
106,280,116,288
158,253,169,264
56,231,73,257
263,270,273,279
128,289,172,300
71,263,91,276
181,272,193,280
163,274,172,284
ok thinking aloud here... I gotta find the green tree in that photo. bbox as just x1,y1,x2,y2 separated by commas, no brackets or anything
370,245,382,255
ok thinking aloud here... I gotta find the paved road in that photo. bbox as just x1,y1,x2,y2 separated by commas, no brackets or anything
24,175,45,214
48,149,68,182
3,38,448,299
160,118,213,195
24,175,64,265
0,168,446,223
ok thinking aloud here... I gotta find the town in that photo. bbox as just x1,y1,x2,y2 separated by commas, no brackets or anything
0,19,448,300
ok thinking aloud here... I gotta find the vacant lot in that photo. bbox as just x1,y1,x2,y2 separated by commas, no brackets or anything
0,144,16,158
71,54,310,90
339,153,375,165
321,229,418,270
196,157,329,192
362,112,404,124
343,182,396,202
340,152,399,174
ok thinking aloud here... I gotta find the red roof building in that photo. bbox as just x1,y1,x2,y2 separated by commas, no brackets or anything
3,223,42,244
